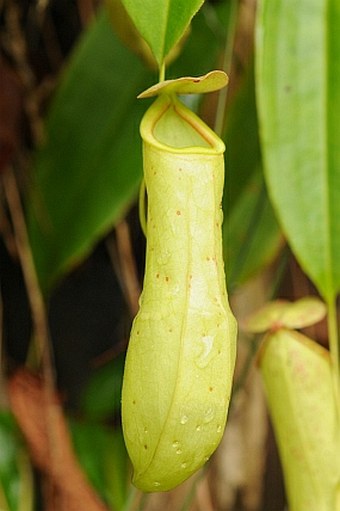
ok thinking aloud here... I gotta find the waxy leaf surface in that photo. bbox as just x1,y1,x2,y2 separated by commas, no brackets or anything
121,0,204,66
28,12,152,290
256,0,340,299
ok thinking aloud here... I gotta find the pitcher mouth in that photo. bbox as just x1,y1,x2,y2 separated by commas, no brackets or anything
140,94,225,155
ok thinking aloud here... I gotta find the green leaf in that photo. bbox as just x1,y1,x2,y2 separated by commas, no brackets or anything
27,3,226,292
81,353,125,421
27,10,153,291
0,412,33,511
120,0,205,67
223,63,282,289
104,428,130,511
225,170,283,289
256,0,340,300
168,1,228,78
70,421,129,511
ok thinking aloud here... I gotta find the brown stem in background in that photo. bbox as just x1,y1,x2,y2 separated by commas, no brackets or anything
9,369,109,511
107,220,141,318
2,168,55,387
4,1,45,145
3,167,109,510
213,0,239,137
91,221,141,369
0,294,8,408
196,477,215,511
2,167,60,500
77,0,96,26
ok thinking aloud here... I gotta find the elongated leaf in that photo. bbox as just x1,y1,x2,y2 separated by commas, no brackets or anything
28,4,226,292
0,412,33,511
121,0,204,66
223,64,282,289
28,11,153,291
70,421,129,510
256,0,340,300
225,171,283,289
81,354,125,421
169,0,229,78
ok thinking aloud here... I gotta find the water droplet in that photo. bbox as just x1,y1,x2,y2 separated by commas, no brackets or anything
195,425,201,432
203,407,215,424
172,441,180,449
180,415,188,424
153,481,161,488
217,425,222,433
181,462,187,469
176,448,182,455
157,250,170,266
144,427,148,434
194,335,214,368
170,284,180,297
204,456,209,463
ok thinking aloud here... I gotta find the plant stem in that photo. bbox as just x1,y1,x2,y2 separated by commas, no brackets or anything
2,168,56,385
214,0,239,137
18,453,34,511
159,61,165,82
111,221,141,316
2,167,59,498
327,296,340,417
137,492,148,511
180,469,205,511
122,487,138,511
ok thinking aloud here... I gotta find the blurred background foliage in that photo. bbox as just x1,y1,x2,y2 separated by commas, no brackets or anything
0,0,335,510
